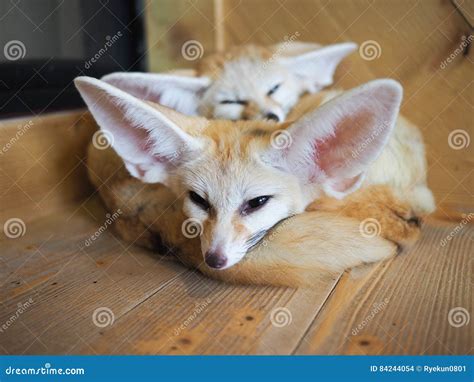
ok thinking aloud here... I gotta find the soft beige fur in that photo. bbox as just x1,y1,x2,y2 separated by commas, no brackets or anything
76,43,435,287
88,144,401,287
290,92,436,216
102,42,357,122
85,92,429,287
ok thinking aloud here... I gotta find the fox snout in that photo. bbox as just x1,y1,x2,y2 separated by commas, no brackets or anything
250,108,284,122
265,112,280,122
201,235,244,270
199,218,251,270
204,249,227,269
240,100,284,122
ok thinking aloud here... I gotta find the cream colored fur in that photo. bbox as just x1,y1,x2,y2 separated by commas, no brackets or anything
87,144,396,287
103,42,357,122
74,34,434,285
79,82,429,287
289,92,436,216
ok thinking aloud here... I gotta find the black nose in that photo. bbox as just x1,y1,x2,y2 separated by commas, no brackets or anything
205,251,227,269
265,112,280,122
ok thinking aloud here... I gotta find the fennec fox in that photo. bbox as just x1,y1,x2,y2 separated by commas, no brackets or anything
102,42,357,122
75,76,431,284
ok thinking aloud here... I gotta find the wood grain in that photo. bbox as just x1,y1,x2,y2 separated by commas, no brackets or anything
0,199,189,354
295,220,473,355
73,274,339,355
2,206,470,354
0,197,340,355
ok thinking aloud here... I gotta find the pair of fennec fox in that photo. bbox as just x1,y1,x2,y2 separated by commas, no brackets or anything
75,41,436,287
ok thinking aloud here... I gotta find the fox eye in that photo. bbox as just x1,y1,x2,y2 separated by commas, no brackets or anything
267,83,281,96
189,191,210,211
243,195,272,214
220,99,248,106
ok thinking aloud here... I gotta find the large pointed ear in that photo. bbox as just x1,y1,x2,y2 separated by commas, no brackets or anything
101,72,211,116
278,42,357,92
269,79,403,199
74,76,205,185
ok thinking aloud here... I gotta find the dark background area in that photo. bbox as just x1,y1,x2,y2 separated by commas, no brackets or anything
0,0,146,117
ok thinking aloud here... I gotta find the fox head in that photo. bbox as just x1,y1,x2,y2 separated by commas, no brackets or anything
75,76,402,270
101,42,357,122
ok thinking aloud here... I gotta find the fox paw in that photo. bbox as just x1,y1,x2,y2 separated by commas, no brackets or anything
359,205,421,249
309,185,423,249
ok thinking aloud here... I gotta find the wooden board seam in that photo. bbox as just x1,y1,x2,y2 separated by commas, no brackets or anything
290,272,343,354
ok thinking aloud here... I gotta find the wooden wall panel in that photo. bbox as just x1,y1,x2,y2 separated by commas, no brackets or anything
145,0,217,72
0,111,96,222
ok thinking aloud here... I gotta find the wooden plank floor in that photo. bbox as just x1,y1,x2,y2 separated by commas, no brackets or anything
1,197,472,355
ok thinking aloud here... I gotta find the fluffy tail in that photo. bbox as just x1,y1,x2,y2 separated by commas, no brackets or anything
114,205,398,288
174,212,397,288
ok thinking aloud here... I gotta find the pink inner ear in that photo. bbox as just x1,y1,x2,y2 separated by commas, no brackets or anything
131,124,154,153
315,110,375,179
